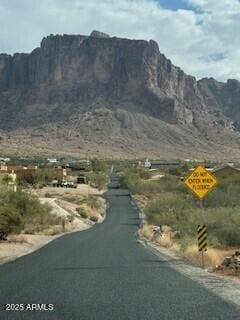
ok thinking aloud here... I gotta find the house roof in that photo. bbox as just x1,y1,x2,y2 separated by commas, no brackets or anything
213,165,240,173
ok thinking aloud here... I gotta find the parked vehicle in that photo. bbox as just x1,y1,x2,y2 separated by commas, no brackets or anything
52,180,77,188
77,175,87,184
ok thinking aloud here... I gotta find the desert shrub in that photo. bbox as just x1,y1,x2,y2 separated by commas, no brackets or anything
145,193,197,235
76,207,88,219
2,189,45,217
139,169,151,180
86,196,101,210
204,180,240,208
67,215,75,223
61,195,80,203
88,172,108,190
91,159,106,172
24,223,39,234
145,195,240,247
157,175,186,193
0,188,53,234
168,168,182,176
121,168,186,196
45,192,54,198
120,168,142,194
203,207,240,246
90,215,98,222
0,205,22,234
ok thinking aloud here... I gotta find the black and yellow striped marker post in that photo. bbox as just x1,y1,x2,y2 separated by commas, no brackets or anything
198,224,207,269
198,224,207,252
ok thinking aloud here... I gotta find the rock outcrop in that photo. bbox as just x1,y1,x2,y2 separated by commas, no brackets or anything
0,31,239,158
215,250,240,274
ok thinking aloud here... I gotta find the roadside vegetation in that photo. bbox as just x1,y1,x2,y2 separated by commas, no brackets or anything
0,158,108,241
0,187,58,236
67,158,109,190
120,166,240,249
86,171,108,190
75,195,105,222
85,159,109,190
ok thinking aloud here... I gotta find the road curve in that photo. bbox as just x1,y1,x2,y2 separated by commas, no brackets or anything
0,175,240,320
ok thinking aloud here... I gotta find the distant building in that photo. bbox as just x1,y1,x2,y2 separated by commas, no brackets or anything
213,165,240,178
0,164,8,171
146,160,181,170
55,168,67,181
0,157,11,162
47,158,58,164
69,160,90,171
1,165,34,181
144,159,151,169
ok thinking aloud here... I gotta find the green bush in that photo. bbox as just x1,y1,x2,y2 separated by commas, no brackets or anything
204,180,240,208
203,207,240,246
86,196,101,210
87,172,108,190
145,193,197,235
91,159,106,172
76,207,88,219
139,169,151,180
0,205,22,234
121,168,186,196
90,216,98,222
0,188,53,234
168,168,182,176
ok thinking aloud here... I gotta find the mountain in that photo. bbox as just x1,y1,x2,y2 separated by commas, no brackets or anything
0,30,240,159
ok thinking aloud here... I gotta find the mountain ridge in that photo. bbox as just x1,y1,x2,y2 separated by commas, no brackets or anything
0,31,239,159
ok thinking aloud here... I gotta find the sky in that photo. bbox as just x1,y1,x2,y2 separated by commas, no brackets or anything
0,0,240,82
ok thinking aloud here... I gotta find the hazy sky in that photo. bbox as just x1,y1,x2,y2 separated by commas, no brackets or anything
1,0,240,81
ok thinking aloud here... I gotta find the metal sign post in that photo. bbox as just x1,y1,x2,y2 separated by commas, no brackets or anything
184,165,217,269
198,198,204,269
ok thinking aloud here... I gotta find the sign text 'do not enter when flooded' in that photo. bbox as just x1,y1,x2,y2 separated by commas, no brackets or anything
184,165,217,199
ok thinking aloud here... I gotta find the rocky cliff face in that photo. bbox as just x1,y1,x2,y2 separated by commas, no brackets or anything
198,78,240,129
0,31,239,159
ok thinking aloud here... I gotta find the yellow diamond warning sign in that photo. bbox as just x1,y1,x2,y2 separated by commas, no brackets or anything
184,165,217,199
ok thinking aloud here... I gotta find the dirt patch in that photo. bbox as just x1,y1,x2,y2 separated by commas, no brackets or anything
148,174,165,181
34,185,103,198
0,234,59,265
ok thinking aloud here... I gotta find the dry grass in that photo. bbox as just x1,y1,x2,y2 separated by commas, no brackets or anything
7,234,29,243
140,225,154,240
184,244,236,268
40,225,63,236
140,224,179,249
155,233,173,248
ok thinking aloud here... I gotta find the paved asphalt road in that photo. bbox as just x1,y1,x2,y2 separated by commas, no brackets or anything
0,175,240,320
